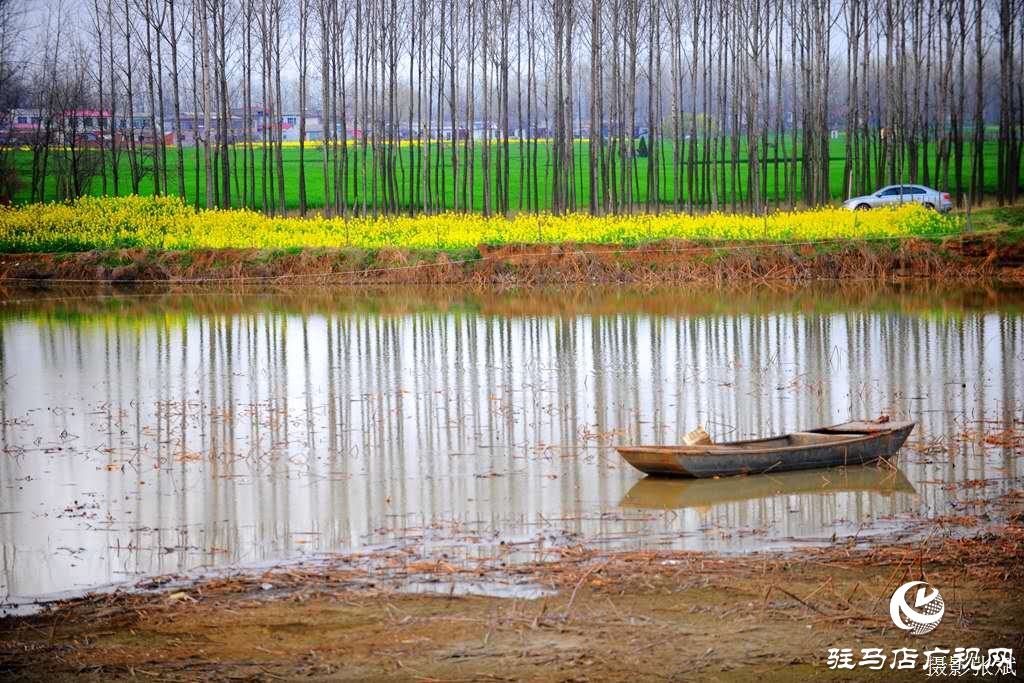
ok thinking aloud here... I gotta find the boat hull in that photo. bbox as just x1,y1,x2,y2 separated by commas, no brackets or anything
616,421,915,478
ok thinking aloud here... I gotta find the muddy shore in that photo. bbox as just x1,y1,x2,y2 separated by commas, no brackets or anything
2,229,1024,285
2,497,1022,682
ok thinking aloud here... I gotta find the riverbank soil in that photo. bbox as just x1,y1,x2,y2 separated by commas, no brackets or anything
2,510,1022,682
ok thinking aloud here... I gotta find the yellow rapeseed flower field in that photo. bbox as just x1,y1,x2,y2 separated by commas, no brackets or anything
0,195,960,253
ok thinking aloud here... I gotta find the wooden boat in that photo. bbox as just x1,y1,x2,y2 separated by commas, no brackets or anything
616,420,915,478
620,466,915,509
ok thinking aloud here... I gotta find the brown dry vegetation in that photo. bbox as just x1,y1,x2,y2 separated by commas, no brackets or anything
2,230,1024,286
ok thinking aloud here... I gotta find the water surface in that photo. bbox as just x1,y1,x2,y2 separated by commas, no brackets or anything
1,283,1022,606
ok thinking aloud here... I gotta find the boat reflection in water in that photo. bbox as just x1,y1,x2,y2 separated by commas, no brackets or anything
620,465,916,510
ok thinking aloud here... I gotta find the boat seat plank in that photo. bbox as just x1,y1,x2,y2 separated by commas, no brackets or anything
788,431,849,444
819,421,909,434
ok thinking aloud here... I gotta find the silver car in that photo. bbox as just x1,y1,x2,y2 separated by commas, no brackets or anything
843,184,953,213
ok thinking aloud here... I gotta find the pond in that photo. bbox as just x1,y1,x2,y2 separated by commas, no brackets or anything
1,283,1022,608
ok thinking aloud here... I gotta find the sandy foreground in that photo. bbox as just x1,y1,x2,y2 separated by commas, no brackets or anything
1,490,1022,682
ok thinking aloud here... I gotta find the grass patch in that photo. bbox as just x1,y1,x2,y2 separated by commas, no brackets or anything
99,254,134,268
10,138,1022,213
964,206,1024,231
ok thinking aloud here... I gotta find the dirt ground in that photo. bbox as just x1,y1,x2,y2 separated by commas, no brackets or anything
2,507,1022,682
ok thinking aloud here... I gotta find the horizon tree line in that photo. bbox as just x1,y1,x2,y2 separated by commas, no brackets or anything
1,0,1022,216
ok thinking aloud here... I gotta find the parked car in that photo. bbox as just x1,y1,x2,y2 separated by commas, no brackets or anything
843,184,953,213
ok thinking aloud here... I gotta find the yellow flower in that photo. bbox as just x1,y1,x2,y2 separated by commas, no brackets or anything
0,196,961,253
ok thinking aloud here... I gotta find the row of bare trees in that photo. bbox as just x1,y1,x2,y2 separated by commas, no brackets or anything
0,0,21,202
5,0,1024,214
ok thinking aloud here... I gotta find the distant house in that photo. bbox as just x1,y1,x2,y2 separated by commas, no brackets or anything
1,107,371,147
167,112,246,145
436,120,499,141
471,121,499,140
280,112,324,142
325,125,363,141
10,108,45,132
512,125,551,139
5,107,156,145
438,125,470,141
162,109,351,145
